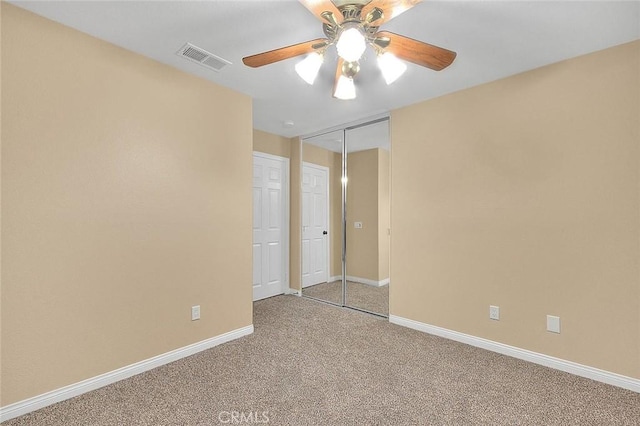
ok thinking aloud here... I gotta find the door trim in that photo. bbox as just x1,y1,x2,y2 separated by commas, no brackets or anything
252,151,290,298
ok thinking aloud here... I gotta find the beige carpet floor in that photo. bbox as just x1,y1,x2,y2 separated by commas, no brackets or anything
4,295,640,425
302,280,389,316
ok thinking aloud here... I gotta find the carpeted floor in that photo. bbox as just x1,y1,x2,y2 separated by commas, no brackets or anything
4,295,640,425
302,280,389,316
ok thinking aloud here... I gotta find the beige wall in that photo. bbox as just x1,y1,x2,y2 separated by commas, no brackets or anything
347,149,379,281
303,142,336,169
378,149,390,281
391,40,640,378
253,129,291,159
346,148,390,283
1,4,253,405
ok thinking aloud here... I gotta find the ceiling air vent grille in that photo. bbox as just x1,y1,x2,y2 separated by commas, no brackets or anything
176,43,231,72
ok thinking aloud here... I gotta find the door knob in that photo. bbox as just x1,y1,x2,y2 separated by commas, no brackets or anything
323,231,328,235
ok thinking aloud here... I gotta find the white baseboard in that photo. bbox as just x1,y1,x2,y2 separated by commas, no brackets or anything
308,277,389,287
0,325,254,422
389,315,640,393
346,275,389,287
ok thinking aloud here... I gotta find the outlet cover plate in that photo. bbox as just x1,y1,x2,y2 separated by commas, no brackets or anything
547,315,560,333
191,305,201,321
489,305,500,320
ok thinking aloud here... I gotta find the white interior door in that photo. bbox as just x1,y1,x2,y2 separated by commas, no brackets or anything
302,163,329,288
253,153,289,301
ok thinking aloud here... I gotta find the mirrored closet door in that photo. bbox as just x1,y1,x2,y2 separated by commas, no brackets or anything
344,120,390,316
300,130,344,306
300,118,390,317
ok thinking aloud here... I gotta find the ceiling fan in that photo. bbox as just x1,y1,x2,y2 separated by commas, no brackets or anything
242,0,456,100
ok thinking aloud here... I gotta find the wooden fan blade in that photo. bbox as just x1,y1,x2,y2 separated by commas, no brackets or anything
362,0,422,25
242,38,327,68
377,31,456,71
298,0,341,24
333,58,345,98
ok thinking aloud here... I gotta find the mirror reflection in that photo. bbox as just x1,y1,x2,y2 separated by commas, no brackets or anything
301,130,343,305
301,118,390,317
344,121,390,316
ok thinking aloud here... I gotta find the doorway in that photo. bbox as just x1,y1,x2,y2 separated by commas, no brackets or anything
252,152,289,301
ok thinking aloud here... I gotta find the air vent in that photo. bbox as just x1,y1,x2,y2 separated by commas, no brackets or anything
176,43,231,72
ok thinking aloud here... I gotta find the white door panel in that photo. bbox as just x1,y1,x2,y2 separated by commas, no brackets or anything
268,242,281,283
268,189,280,228
301,240,310,276
252,153,288,301
302,163,329,287
253,188,262,229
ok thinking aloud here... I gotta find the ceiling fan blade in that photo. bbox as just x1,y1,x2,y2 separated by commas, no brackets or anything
361,0,422,25
333,58,345,98
242,38,328,68
312,40,330,50
377,31,456,71
298,0,342,24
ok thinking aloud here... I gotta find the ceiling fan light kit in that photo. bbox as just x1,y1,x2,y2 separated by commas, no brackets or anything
295,52,325,84
243,0,456,100
336,25,367,62
334,75,357,100
378,52,407,85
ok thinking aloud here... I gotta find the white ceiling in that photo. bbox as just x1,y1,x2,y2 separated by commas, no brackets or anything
11,1,640,140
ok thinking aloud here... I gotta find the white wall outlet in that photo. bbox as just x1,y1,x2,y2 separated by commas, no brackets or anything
354,222,363,229
547,315,560,333
191,305,201,321
489,305,500,320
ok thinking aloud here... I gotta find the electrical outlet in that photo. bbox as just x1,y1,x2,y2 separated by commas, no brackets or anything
191,305,201,321
489,305,500,320
547,315,560,333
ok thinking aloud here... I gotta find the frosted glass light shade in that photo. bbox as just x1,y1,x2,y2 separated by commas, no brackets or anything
334,75,356,100
336,27,366,62
378,52,407,85
295,52,324,85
